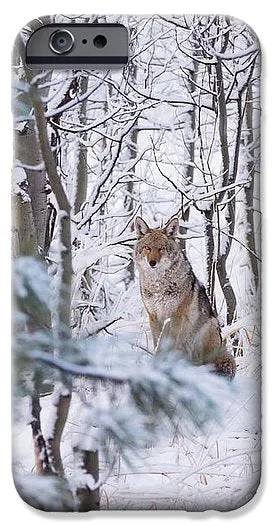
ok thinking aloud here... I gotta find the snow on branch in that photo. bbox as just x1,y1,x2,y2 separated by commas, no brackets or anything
208,44,259,61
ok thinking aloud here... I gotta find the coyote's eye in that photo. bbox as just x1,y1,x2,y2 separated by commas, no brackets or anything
144,246,151,251
159,246,165,252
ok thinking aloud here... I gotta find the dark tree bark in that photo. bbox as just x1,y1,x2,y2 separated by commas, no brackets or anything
179,63,197,252
214,55,237,325
30,373,53,475
244,84,260,291
74,448,100,511
124,126,138,283
73,75,89,215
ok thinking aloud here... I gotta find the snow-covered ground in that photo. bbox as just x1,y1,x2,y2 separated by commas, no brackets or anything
13,305,261,511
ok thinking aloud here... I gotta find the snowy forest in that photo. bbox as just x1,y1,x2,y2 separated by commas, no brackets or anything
12,14,261,511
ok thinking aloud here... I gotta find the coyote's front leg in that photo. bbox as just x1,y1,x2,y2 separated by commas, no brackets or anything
148,313,162,350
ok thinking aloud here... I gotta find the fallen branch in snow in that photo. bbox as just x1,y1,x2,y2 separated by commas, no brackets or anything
80,316,123,338
222,314,259,339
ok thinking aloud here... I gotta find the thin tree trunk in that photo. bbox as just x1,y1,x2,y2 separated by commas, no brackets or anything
12,19,51,256
74,448,100,511
215,57,237,324
180,63,197,251
12,193,37,257
30,373,53,475
204,207,216,309
14,125,48,251
124,127,138,283
244,84,259,291
23,54,73,480
73,75,89,215
13,30,54,475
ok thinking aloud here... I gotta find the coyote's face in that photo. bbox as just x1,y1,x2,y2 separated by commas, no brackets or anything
134,216,179,271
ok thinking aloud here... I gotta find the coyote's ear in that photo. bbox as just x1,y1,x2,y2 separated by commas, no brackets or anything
135,217,150,239
164,217,179,239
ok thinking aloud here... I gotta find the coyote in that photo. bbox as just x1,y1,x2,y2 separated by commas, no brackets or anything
134,216,236,379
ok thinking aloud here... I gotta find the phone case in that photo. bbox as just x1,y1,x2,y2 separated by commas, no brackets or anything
12,14,261,512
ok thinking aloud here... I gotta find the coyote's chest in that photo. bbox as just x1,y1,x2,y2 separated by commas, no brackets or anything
141,278,183,322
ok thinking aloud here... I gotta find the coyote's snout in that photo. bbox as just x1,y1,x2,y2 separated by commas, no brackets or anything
135,216,236,379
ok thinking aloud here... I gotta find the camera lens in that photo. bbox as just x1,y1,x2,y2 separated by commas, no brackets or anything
93,35,107,49
49,30,74,55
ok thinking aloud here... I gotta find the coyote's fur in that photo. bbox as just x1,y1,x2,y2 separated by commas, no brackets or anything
134,216,236,379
